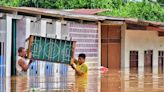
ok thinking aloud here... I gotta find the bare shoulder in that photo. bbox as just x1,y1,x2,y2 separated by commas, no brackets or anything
18,58,25,65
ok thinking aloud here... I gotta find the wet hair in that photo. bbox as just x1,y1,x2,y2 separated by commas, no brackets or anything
78,53,86,59
18,47,25,53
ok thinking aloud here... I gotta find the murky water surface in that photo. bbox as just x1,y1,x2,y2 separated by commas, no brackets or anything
1,68,164,92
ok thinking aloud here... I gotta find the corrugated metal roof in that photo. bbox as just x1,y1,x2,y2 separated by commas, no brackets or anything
0,6,124,21
0,6,163,27
69,9,108,15
125,18,164,27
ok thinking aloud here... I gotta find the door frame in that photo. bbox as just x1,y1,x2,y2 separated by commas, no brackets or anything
101,23,123,69
11,19,17,76
144,50,153,73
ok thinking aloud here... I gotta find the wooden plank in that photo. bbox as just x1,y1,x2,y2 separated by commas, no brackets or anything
107,25,121,69
108,43,121,69
27,35,33,58
147,26,164,32
101,25,108,67
101,44,108,67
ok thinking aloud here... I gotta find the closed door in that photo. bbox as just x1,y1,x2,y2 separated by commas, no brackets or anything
101,25,108,68
130,51,138,73
158,51,164,73
101,25,121,69
144,50,153,73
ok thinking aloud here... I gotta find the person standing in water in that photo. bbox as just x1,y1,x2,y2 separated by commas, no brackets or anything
16,47,33,76
71,53,88,92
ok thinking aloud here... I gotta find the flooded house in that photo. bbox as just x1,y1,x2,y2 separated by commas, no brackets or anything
0,6,164,91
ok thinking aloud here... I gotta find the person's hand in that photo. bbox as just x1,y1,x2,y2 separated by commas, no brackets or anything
29,59,33,64
70,63,76,70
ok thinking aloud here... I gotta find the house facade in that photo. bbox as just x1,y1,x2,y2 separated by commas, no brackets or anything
0,6,164,79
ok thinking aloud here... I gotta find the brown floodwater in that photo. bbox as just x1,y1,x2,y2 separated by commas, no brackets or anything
1,67,164,92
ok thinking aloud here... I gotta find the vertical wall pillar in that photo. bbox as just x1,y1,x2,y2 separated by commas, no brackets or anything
5,15,12,92
40,20,47,77
6,16,12,77
138,50,144,75
121,23,126,71
153,50,158,89
138,50,144,88
25,18,31,77
123,29,130,92
153,50,158,75
97,21,101,92
25,18,31,49
98,22,101,69
124,50,129,72
38,19,47,89
55,21,61,38
54,21,61,88
123,26,130,72
54,21,61,74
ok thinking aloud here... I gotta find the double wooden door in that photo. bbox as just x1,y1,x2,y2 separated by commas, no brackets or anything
101,25,121,69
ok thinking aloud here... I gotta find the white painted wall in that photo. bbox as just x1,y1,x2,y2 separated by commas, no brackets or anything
0,19,6,42
6,16,12,77
5,15,12,92
39,20,47,77
45,21,62,79
16,19,26,53
123,30,164,74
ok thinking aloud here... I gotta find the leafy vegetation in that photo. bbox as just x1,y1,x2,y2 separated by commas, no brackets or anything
0,0,163,22
99,2,164,22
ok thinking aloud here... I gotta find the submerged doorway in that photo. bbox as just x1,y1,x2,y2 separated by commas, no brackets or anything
101,25,121,69
144,50,153,73
11,19,17,76
158,51,164,73
130,51,138,73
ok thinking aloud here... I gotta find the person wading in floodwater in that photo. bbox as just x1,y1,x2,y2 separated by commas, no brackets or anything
16,47,33,76
71,53,88,92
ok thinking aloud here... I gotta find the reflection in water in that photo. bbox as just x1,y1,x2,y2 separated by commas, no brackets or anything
75,75,88,92
0,77,5,92
1,67,164,91
101,70,121,92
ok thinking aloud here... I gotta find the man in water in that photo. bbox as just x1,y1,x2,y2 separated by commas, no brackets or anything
71,53,88,92
16,47,33,76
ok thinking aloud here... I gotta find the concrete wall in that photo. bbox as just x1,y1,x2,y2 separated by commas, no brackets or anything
123,30,164,74
0,19,6,42
16,19,26,53
68,22,99,69
123,29,162,92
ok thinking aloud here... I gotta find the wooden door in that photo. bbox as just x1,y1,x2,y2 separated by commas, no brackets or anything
108,26,121,69
130,51,138,73
130,51,138,68
101,25,108,68
101,25,121,69
158,51,164,73
144,50,153,73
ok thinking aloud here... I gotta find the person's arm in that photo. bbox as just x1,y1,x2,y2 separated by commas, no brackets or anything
72,64,88,76
70,58,78,69
74,68,84,76
18,59,30,71
71,63,83,75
